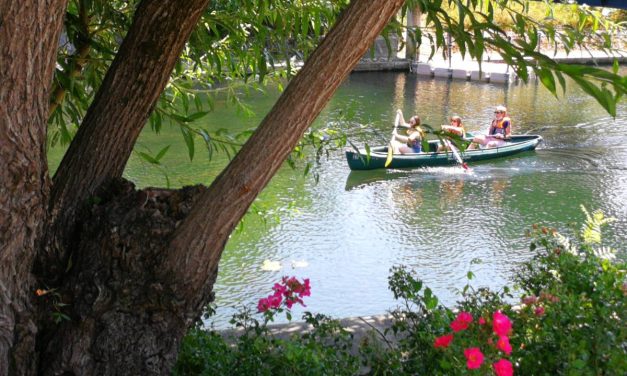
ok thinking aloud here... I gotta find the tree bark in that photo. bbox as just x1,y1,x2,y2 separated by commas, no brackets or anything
0,1,67,374
38,180,209,375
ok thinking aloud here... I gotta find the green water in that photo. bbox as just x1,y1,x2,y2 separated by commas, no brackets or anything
48,71,627,327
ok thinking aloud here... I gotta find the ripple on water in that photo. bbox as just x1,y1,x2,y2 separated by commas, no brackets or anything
208,72,627,328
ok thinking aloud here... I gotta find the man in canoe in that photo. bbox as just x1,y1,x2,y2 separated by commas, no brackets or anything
391,109,424,154
467,105,512,149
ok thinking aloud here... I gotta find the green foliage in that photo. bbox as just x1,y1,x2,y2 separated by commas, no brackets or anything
403,0,626,116
51,0,626,165
50,0,349,155
364,266,516,375
173,310,359,376
513,213,626,374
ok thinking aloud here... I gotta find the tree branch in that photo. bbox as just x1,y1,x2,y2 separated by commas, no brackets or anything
166,0,405,304
48,0,92,117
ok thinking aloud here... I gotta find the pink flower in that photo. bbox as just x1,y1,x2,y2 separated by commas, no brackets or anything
272,283,287,296
267,294,282,309
260,276,311,312
493,359,514,376
300,278,311,297
257,297,271,312
492,311,512,336
534,306,545,316
450,312,473,332
497,335,512,355
257,293,283,312
479,317,486,325
433,334,454,348
281,276,311,298
464,347,484,369
285,296,304,309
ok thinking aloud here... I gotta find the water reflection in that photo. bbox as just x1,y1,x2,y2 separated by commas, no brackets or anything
439,179,465,206
392,182,424,213
489,179,510,207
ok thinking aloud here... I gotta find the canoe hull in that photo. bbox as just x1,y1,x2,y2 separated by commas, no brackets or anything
345,135,543,170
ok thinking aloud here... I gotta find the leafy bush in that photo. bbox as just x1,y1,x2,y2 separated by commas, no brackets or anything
512,209,626,374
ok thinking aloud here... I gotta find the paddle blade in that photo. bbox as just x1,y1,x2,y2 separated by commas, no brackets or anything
385,146,393,167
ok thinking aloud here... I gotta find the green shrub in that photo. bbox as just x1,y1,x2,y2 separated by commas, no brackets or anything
173,278,359,376
512,209,626,374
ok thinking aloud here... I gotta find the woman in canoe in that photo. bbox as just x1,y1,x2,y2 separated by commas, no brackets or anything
468,105,512,149
392,110,424,154
437,115,465,152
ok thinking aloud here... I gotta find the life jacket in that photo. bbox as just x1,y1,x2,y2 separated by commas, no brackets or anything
406,128,423,147
490,117,511,136
452,123,466,137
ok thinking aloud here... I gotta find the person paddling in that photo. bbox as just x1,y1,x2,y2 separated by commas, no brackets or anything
391,109,424,154
437,115,465,152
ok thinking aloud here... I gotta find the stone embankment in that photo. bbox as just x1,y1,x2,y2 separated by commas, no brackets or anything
356,34,626,84
220,313,395,355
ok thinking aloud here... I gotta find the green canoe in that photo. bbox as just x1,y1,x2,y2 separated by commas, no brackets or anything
345,135,543,171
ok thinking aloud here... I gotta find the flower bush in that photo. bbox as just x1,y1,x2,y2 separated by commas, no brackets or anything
510,209,626,374
257,276,311,314
176,210,625,375
427,310,514,374
363,208,626,375
174,276,358,376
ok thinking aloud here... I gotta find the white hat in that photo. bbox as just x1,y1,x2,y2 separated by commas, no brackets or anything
495,105,507,113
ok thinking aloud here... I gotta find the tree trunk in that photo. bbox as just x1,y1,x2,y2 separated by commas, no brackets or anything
38,180,209,375
0,1,67,375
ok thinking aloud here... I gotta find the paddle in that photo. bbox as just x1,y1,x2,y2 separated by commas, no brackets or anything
444,138,469,170
385,112,401,167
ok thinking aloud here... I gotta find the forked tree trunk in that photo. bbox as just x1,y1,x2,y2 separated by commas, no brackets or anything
43,0,210,286
1,0,405,375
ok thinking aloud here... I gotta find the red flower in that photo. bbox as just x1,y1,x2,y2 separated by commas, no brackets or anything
534,306,545,316
521,295,537,305
433,334,454,348
479,317,486,325
497,335,512,355
450,312,473,332
464,347,484,369
492,311,512,336
493,359,514,376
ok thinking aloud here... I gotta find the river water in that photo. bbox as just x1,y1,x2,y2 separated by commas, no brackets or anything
48,70,626,328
